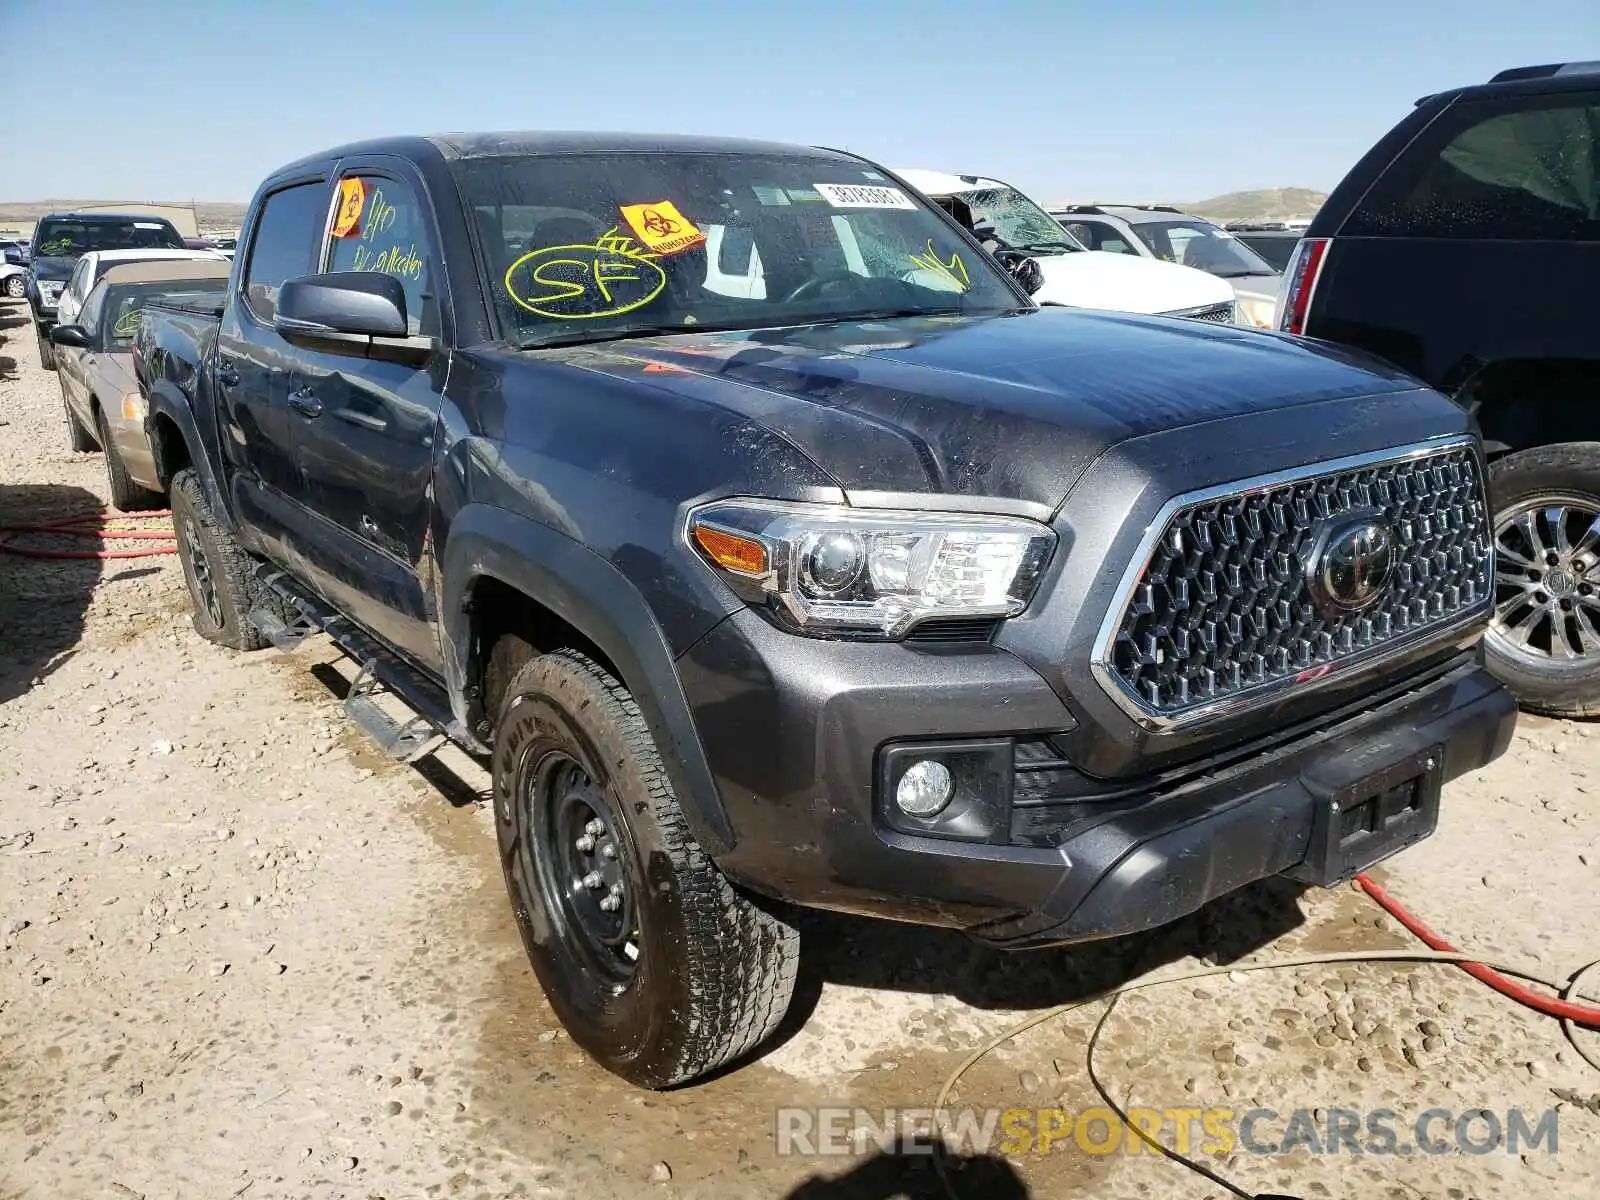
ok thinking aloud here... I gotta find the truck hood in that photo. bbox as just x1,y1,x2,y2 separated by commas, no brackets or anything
1031,251,1234,314
555,307,1428,514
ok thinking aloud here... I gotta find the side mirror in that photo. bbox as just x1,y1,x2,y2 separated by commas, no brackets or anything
275,271,408,339
49,324,90,348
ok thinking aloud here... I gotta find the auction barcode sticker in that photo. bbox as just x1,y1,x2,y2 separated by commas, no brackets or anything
813,183,917,210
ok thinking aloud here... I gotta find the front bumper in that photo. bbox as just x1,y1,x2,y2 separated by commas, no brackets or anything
679,609,1514,947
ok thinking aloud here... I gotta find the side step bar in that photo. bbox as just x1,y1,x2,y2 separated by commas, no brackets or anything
246,569,465,763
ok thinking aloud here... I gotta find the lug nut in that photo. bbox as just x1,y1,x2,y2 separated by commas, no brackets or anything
575,834,596,853
600,843,617,860
598,896,621,913
584,818,605,836
581,871,604,890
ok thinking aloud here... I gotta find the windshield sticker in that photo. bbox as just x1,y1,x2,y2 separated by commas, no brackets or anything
751,186,791,207
505,227,666,320
619,201,706,257
907,241,970,291
784,188,829,205
133,221,164,230
332,178,367,239
813,183,917,211
861,171,886,181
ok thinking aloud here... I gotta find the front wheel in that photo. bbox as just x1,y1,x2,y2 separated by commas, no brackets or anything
36,323,55,370
1485,442,1600,717
493,648,799,1088
95,406,163,512
2,275,24,299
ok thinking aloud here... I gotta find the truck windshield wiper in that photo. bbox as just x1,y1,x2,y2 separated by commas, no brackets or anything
518,323,704,350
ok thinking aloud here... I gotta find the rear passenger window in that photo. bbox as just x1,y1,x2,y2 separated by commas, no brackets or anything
324,174,438,336
242,182,328,323
1349,97,1600,240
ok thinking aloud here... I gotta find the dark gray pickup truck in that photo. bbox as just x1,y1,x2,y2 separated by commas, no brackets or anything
135,131,1515,1088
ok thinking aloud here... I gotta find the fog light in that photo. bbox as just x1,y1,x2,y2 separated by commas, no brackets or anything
895,759,954,817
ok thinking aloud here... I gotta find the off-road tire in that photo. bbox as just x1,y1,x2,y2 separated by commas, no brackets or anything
2,275,23,299
169,468,275,651
63,389,98,452
1486,442,1600,717
95,405,163,512
493,648,799,1088
36,324,55,370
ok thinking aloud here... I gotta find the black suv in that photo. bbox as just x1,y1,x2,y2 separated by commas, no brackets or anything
1281,61,1600,716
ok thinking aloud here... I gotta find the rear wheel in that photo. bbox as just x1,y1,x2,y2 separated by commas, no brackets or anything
169,468,275,651
493,648,799,1088
1486,442,1600,717
2,275,23,299
95,406,163,512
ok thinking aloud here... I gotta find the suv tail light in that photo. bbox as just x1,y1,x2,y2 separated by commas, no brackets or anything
1276,236,1329,336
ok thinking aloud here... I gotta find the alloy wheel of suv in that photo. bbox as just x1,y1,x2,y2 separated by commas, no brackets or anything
1490,494,1600,667
1484,443,1600,717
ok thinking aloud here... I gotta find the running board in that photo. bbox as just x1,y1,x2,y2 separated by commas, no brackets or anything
344,660,447,762
250,565,465,762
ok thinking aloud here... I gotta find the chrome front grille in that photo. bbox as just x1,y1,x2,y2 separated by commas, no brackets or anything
1092,439,1493,727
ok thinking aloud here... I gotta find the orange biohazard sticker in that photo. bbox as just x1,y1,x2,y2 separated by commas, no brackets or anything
619,201,706,256
332,177,367,239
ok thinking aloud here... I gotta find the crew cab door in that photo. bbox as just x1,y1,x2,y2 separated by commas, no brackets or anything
217,176,333,559
279,158,450,672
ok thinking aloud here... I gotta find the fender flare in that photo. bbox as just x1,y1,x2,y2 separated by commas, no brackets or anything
441,504,734,856
145,382,232,526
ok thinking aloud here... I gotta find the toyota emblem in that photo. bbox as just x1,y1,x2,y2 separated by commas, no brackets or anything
1308,515,1396,614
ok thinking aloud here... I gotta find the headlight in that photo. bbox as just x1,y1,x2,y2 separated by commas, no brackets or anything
1236,294,1277,329
36,281,63,303
688,499,1056,638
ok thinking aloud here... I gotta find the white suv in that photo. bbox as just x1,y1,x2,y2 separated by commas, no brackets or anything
893,169,1240,323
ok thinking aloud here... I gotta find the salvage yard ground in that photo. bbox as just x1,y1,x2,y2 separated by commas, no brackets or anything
2,294,1599,1200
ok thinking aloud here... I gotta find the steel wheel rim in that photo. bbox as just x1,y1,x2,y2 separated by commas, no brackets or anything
1488,492,1600,672
528,751,639,989
179,516,224,628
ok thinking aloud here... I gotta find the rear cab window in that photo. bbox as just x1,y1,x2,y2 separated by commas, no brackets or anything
241,183,329,322
1345,93,1600,240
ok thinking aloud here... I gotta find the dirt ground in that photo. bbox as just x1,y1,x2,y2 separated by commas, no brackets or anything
2,294,1598,1200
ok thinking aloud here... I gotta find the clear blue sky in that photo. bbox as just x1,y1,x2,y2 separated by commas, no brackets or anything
1,0,1594,204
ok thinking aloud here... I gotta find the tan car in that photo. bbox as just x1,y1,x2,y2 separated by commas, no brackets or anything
49,260,232,510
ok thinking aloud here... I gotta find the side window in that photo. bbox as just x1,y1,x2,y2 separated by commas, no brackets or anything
242,182,328,323
325,174,438,336
1077,221,1139,255
1350,97,1600,240
78,284,107,337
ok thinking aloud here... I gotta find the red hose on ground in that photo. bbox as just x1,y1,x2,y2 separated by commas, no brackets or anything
0,510,177,560
1356,871,1600,1027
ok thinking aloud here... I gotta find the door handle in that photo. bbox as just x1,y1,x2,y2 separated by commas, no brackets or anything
217,364,240,388
288,388,324,418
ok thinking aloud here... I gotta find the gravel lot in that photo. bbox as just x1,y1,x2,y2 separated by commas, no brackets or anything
2,294,1598,1199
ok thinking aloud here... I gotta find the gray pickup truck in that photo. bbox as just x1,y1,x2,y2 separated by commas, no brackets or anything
135,131,1515,1088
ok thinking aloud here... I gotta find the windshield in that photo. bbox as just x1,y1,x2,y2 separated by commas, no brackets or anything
32,218,186,259
100,281,227,345
951,185,1082,253
1127,219,1276,277
453,152,1025,348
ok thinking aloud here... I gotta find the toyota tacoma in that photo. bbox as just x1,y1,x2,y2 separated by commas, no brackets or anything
134,132,1515,1088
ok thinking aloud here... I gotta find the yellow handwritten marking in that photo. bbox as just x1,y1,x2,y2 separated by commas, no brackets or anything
504,227,666,320
332,178,367,239
907,240,970,291
619,201,706,256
